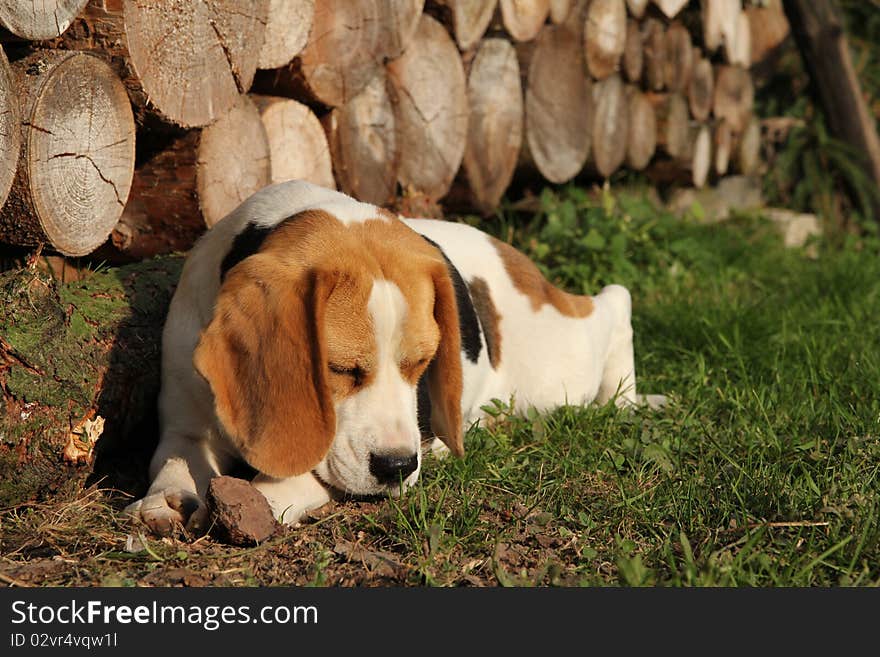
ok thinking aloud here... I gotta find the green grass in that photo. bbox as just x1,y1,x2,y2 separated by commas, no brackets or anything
2,185,878,587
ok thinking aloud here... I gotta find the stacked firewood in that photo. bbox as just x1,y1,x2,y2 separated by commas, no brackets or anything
0,0,787,259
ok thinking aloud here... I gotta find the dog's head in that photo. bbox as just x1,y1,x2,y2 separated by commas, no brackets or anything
192,209,463,495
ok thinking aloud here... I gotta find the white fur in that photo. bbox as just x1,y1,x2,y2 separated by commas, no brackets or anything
126,181,657,536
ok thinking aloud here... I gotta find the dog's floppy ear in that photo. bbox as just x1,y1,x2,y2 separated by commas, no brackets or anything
193,263,337,478
426,263,464,456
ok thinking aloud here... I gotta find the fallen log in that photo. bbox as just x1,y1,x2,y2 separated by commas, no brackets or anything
0,256,183,507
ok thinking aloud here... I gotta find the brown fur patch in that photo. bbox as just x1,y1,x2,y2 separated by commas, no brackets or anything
468,277,502,369
492,237,595,318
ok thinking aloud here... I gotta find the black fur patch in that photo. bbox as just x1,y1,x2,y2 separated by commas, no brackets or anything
220,222,274,281
420,236,482,364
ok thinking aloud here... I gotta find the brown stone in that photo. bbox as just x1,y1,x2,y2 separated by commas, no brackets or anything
206,476,279,545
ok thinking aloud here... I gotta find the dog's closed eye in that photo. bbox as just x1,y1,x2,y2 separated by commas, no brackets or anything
329,363,366,387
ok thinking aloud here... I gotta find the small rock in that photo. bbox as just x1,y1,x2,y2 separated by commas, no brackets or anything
206,476,279,545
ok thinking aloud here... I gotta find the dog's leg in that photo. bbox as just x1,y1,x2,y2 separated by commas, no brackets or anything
595,285,638,407
252,472,332,526
125,433,224,536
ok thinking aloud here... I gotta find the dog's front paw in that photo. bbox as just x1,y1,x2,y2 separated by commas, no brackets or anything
125,488,207,537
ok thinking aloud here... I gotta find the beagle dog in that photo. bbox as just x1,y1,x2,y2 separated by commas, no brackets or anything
126,180,660,535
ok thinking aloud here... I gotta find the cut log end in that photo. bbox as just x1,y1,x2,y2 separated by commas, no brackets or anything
592,74,628,178
258,0,315,70
0,46,20,211
462,38,523,213
626,86,656,171
0,0,89,39
252,95,335,190
500,0,551,42
586,0,627,80
197,95,271,227
0,51,135,257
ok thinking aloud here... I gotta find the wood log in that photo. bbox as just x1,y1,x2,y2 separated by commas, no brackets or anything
591,74,628,178
664,21,694,93
499,0,551,42
625,86,656,170
523,22,593,183
747,0,789,66
648,91,689,160
0,257,183,507
0,0,88,39
258,0,315,69
713,64,754,134
690,123,712,188
461,38,523,213
102,131,204,262
726,9,751,67
431,0,499,51
252,95,335,189
623,19,643,83
0,45,19,212
652,0,688,20
53,0,269,129
625,0,649,19
736,115,761,177
381,0,426,59
714,119,732,176
0,51,134,258
324,72,398,206
783,0,880,192
105,95,271,260
549,0,574,24
585,0,627,80
387,14,468,201
198,95,271,227
688,53,714,122
702,0,740,53
642,18,666,91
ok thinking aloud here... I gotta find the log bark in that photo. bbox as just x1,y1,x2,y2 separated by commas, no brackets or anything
198,95,271,227
591,74,628,178
585,0,627,80
626,86,656,170
258,0,315,69
387,14,468,201
0,0,88,39
0,51,135,258
688,53,714,122
783,0,880,192
623,19,643,83
461,38,523,213
523,22,593,183
324,72,399,206
53,0,269,129
648,91,690,160
252,95,335,189
431,0,499,51
713,64,754,134
102,131,204,262
499,0,551,42
664,21,694,93
642,17,666,91
0,45,19,212
0,257,183,507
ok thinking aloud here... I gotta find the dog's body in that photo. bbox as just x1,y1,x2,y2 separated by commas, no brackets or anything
127,181,652,535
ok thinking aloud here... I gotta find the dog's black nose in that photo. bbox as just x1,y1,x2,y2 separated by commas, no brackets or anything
369,452,419,485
